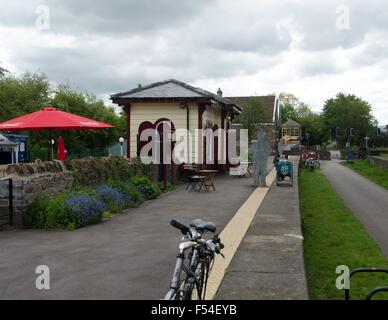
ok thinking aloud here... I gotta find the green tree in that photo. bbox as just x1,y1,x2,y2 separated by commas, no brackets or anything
235,97,264,142
278,92,324,145
0,65,8,77
322,93,376,147
0,72,126,157
0,72,50,122
279,93,299,122
50,84,126,151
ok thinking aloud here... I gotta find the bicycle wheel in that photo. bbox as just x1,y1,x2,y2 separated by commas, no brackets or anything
182,260,208,300
314,161,320,169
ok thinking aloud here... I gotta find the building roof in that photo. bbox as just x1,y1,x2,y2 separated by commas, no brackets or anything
112,80,204,99
111,79,241,113
0,133,19,147
282,119,302,127
226,96,278,124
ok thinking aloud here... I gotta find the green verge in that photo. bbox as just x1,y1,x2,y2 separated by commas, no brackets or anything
341,160,388,190
300,169,388,300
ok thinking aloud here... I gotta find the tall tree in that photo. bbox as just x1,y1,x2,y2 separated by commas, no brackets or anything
0,72,126,155
50,84,126,151
0,65,8,77
235,97,264,143
278,92,324,145
0,72,50,123
322,93,376,147
279,93,300,122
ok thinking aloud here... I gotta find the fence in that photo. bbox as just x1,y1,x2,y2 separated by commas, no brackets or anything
30,147,109,162
0,178,13,227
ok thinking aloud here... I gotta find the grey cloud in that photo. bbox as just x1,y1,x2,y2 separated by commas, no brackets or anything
2,0,388,117
0,0,215,35
290,0,388,51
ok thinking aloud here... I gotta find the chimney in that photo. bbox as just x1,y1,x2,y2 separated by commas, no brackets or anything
217,88,223,97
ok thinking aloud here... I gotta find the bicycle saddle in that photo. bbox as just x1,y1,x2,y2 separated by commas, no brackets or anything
190,219,216,233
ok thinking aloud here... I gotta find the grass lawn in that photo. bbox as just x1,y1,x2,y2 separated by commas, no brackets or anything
381,153,388,158
300,169,388,300
341,160,388,190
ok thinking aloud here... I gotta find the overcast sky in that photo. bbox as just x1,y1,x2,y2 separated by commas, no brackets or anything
0,0,387,123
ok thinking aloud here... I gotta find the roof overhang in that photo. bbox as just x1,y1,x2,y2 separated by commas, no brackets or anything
111,97,213,106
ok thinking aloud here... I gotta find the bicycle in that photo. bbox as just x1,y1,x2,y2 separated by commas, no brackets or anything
304,158,320,170
345,268,388,300
164,219,224,300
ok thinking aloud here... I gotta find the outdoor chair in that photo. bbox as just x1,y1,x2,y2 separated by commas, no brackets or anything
186,175,208,192
234,161,251,178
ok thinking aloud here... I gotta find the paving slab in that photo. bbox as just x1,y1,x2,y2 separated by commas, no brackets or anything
216,157,308,300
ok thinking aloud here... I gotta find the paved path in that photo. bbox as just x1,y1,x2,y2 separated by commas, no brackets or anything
0,175,256,300
205,169,277,299
216,157,308,300
321,160,388,257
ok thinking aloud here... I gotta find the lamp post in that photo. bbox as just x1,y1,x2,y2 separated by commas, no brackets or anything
364,136,370,149
49,138,55,161
119,137,125,157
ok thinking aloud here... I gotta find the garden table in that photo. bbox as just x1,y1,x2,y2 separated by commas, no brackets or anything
198,170,218,191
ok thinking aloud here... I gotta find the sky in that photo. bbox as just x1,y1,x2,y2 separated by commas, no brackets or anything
0,0,387,124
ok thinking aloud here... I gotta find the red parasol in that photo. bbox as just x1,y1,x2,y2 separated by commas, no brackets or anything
0,107,113,131
57,136,67,161
0,107,114,160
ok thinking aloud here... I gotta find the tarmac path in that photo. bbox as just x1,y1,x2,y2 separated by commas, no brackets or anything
321,160,388,257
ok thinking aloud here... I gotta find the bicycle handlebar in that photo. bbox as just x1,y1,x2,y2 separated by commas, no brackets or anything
170,220,190,235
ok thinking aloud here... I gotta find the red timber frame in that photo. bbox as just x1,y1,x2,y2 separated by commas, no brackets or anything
124,104,131,159
197,104,207,166
137,118,176,190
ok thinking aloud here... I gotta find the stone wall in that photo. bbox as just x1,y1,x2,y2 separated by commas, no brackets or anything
0,156,158,228
1,160,74,227
0,180,11,227
0,165,7,179
368,156,388,170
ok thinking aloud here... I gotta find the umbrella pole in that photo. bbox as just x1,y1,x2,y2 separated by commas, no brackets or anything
49,129,53,161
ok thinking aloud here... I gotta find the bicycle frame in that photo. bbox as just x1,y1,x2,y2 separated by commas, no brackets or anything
164,220,223,300
345,268,388,300
164,240,202,300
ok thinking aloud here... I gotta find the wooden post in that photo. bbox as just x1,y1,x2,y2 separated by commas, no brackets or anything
198,104,206,166
9,179,13,226
125,104,131,159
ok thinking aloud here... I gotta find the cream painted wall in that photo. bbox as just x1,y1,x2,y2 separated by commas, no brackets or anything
203,104,222,129
129,103,198,159
129,102,225,163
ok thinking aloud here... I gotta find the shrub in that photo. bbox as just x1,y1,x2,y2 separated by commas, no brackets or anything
64,195,105,228
107,179,145,206
25,193,75,230
24,194,50,228
131,176,161,200
46,194,68,229
96,185,127,213
157,181,174,193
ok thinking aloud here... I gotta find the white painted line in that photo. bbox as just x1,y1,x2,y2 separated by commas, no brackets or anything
284,234,304,241
205,168,276,300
